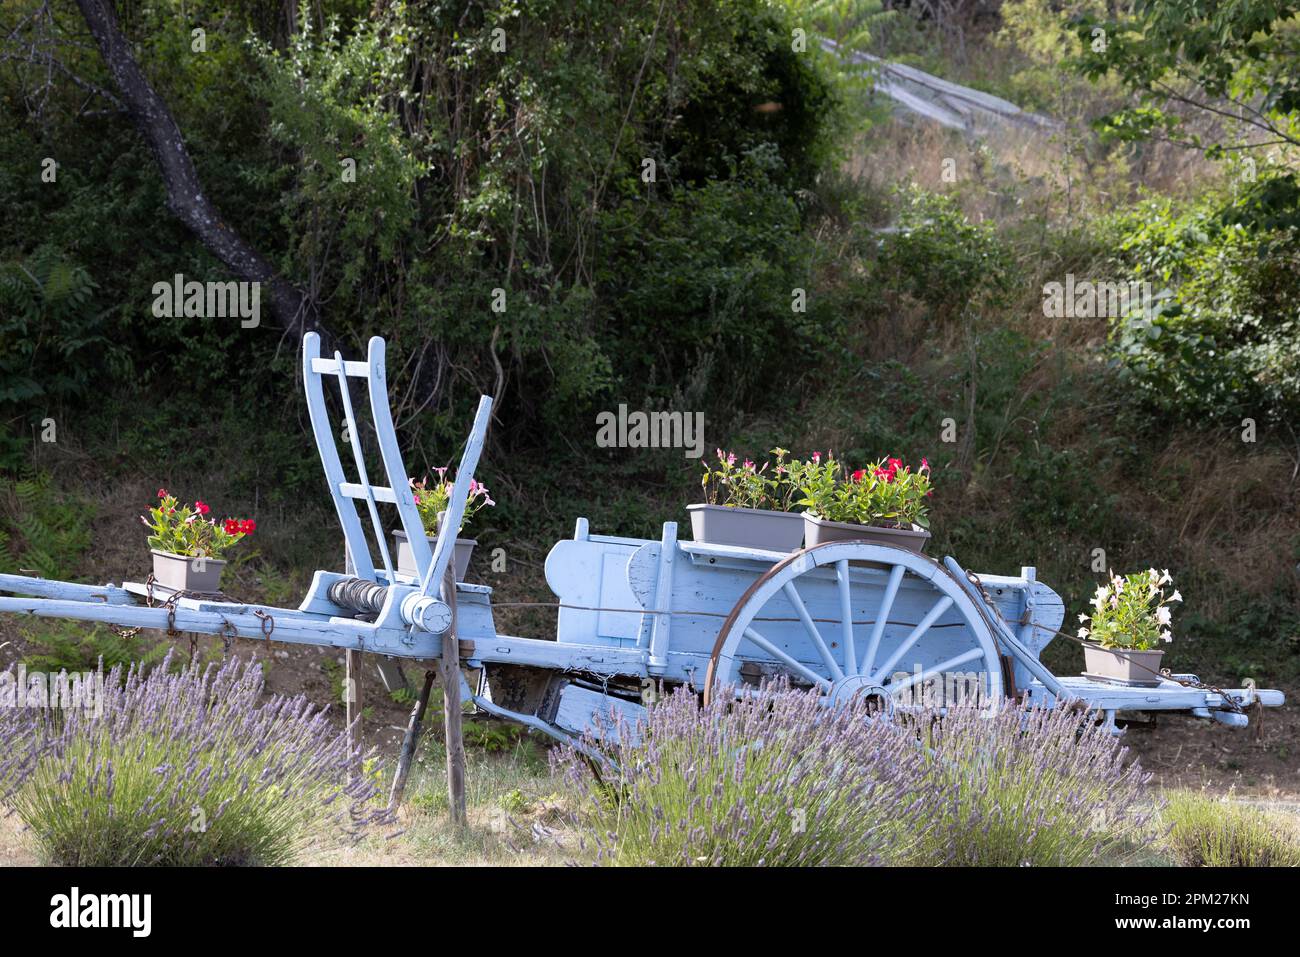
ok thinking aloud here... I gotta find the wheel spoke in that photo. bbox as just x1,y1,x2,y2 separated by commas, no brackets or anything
886,647,985,697
782,581,843,681
742,626,834,692
869,595,954,683
859,563,905,676
836,560,856,677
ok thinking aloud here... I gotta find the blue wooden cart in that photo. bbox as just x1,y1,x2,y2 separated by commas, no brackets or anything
0,334,1283,750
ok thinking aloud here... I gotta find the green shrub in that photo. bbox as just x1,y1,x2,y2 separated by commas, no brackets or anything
876,186,1014,322
1105,179,1300,425
1163,791,1300,867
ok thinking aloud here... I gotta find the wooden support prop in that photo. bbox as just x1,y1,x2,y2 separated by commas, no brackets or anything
346,648,364,757
439,564,467,827
388,668,437,809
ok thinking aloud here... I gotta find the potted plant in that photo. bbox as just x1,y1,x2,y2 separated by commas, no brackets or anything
141,489,255,594
687,448,805,551
799,454,932,553
394,469,494,581
1077,569,1180,686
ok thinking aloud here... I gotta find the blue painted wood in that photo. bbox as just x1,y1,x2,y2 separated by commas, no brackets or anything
332,349,396,580
303,332,377,581
366,336,433,579
417,395,493,603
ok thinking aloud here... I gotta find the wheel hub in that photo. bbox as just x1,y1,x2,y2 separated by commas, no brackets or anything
827,674,892,711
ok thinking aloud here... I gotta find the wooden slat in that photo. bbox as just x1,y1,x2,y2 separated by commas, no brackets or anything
339,482,397,503
309,357,371,377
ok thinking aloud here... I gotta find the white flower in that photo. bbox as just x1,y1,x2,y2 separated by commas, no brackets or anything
1160,630,1172,643
1169,590,1182,603
1148,568,1160,582
1078,612,1090,623
1078,627,1090,639
1155,605,1172,626
1159,569,1172,585
1091,595,1106,611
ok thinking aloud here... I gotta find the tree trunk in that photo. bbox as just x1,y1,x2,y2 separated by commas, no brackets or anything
73,0,329,346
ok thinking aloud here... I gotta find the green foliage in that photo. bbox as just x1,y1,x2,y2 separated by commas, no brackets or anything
1072,1,1300,154
1104,184,1300,424
876,187,1014,321
1078,568,1179,652
0,471,93,580
19,620,167,676
0,246,110,411
1162,791,1300,867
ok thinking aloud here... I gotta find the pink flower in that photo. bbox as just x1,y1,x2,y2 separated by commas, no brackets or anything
743,459,755,471
812,451,822,464
920,457,930,472
157,488,168,499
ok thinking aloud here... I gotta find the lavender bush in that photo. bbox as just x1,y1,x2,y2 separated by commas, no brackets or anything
0,653,392,866
906,703,1156,866
558,688,1156,867
554,684,935,866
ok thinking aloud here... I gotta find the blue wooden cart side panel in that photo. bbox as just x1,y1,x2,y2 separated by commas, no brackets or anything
542,521,1068,689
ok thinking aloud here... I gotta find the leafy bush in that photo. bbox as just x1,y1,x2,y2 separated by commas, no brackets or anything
876,187,1014,322
1162,791,1300,867
908,702,1155,866
0,653,391,866
1105,180,1300,424
556,685,933,866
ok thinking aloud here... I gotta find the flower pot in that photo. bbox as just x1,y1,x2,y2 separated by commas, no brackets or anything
150,548,226,594
687,504,806,551
802,513,931,554
393,529,475,581
1082,644,1165,687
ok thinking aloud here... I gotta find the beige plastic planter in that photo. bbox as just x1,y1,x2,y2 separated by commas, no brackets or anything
802,514,931,554
687,504,805,551
1082,644,1166,687
393,529,475,581
150,549,226,594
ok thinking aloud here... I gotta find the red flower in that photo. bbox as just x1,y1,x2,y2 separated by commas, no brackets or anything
920,457,930,472
194,500,210,515
851,468,866,483
157,488,168,499
240,519,256,535
887,457,903,472
223,519,240,535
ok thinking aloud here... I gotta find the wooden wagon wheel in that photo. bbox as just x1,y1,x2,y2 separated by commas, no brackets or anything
703,541,1003,710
